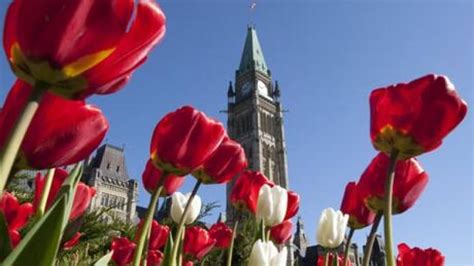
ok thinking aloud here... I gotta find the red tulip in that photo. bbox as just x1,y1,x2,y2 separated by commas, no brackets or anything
230,170,273,214
230,170,297,218
370,74,467,159
340,182,375,229
397,243,445,266
285,191,300,220
63,232,82,250
34,169,96,220
358,153,428,214
142,160,185,196
209,222,233,249
183,260,194,266
317,253,351,266
147,250,164,266
193,137,247,184
150,106,226,176
0,192,33,247
111,237,136,266
8,229,21,248
0,192,33,231
135,219,169,250
270,219,293,244
3,0,166,99
183,226,216,261
0,80,108,170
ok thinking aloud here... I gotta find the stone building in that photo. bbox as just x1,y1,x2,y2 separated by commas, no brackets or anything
225,25,293,265
293,217,386,266
82,144,139,223
226,25,289,222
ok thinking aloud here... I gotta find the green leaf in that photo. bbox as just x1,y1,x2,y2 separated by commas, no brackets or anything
0,212,12,261
161,233,174,266
93,251,113,266
2,164,83,266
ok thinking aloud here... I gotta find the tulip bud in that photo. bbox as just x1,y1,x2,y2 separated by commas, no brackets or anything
63,232,82,250
147,250,164,266
4,0,166,99
248,239,287,266
256,184,288,227
209,222,233,249
192,137,247,184
0,192,33,247
370,74,467,159
396,243,445,266
33,169,96,221
150,106,226,176
230,170,273,214
357,153,429,214
316,208,348,249
170,192,202,225
270,220,293,245
284,191,300,220
0,80,109,170
183,226,216,261
142,159,185,196
111,237,136,266
135,219,169,250
317,253,349,266
340,182,375,229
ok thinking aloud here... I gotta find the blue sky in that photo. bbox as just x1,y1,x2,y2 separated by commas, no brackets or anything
0,0,472,264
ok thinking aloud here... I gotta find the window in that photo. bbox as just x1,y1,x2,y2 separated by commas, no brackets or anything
116,166,120,173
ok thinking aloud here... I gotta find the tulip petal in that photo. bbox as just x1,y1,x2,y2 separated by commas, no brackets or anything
84,0,166,95
3,1,19,60
15,0,133,67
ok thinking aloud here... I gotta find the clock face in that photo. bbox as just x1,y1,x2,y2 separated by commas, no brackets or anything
257,80,268,96
241,81,252,96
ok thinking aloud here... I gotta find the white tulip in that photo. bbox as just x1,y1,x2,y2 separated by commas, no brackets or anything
256,184,288,227
170,192,202,225
316,208,349,249
249,239,287,266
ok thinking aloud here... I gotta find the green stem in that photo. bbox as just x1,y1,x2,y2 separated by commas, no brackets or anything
36,168,56,218
178,229,184,266
226,218,240,266
343,228,355,266
0,86,45,195
265,227,271,242
362,212,382,266
132,185,163,266
334,250,339,266
170,180,202,266
383,150,399,266
141,224,152,266
324,251,329,266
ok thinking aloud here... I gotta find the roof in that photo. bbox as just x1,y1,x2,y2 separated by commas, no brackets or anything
238,25,269,75
88,144,130,181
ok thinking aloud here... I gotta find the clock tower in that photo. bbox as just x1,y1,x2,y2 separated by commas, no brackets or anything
226,25,289,220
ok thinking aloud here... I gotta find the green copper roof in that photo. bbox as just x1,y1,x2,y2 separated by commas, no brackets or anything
238,25,269,74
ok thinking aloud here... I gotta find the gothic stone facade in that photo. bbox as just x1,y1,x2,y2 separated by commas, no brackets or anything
226,25,289,221
225,25,292,265
82,144,138,223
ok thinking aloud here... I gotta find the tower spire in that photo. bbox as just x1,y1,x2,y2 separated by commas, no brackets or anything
238,25,269,75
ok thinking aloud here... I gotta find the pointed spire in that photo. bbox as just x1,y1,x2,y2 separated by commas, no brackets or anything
227,81,235,97
216,212,227,223
238,25,269,74
273,80,280,99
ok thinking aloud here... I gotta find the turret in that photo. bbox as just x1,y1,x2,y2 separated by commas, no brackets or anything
227,81,235,104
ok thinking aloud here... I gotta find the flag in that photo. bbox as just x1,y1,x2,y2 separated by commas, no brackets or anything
250,1,257,10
